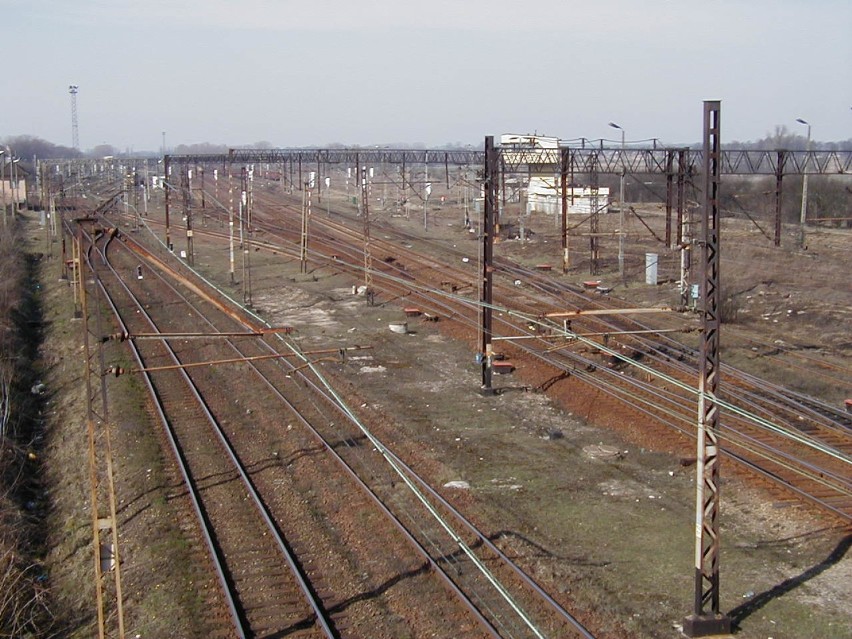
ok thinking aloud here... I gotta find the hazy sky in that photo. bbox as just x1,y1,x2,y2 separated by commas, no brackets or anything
1,0,850,151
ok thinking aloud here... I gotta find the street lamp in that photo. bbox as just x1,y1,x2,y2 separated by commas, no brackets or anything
795,118,811,248
609,122,626,279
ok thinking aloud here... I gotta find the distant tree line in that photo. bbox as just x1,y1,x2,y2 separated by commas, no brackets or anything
724,125,852,151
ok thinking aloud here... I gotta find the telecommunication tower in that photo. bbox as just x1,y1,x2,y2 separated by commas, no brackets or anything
69,85,80,150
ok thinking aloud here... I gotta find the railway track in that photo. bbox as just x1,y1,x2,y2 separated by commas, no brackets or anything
73,216,602,638
83,225,339,638
154,185,852,523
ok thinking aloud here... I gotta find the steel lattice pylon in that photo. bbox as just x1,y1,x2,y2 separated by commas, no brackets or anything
684,100,732,638
69,85,80,150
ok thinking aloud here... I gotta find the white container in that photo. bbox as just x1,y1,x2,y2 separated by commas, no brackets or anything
388,322,408,334
645,253,658,285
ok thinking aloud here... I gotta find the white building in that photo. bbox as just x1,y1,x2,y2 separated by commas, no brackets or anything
526,176,610,216
500,133,559,149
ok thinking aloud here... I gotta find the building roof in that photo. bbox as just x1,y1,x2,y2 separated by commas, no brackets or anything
0,160,30,179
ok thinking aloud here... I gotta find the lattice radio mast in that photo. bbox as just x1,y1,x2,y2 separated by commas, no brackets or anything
69,85,80,150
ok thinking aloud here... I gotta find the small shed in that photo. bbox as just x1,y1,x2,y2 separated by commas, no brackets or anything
1,159,28,207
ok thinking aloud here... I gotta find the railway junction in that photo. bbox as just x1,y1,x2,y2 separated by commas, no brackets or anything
21,107,852,639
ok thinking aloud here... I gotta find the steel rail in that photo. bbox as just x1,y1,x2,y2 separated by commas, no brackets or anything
87,225,338,639
236,197,852,519
110,222,588,637
245,192,848,452
108,208,600,632
73,223,246,638
103,226,528,637
140,186,852,537
120,186,852,522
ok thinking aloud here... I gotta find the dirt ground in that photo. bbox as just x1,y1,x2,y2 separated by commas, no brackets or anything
29,183,851,639
183,191,850,638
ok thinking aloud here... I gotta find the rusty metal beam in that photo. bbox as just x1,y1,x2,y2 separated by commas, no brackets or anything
103,327,294,341
544,306,674,318
107,345,373,376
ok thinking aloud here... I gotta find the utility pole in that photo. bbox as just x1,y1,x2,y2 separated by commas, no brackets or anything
243,166,253,307
300,181,311,273
589,152,600,275
325,176,331,217
608,122,626,280
678,149,690,307
182,164,193,265
228,159,235,283
795,118,811,249
683,100,731,638
480,136,497,395
774,151,785,247
360,159,373,304
1,149,8,227
164,155,172,251
665,150,674,248
560,148,570,273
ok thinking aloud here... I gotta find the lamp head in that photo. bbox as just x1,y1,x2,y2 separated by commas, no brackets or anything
608,122,622,130
795,118,809,126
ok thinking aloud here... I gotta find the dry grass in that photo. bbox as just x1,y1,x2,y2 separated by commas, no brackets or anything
0,222,56,638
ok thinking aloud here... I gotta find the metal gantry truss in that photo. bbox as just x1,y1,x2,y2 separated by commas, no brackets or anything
161,145,849,257
160,147,852,177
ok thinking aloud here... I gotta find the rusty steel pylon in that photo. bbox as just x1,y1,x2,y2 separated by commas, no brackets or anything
359,159,374,303
665,150,675,248
560,148,570,273
164,155,172,251
774,150,786,247
678,148,691,307
181,163,194,265
684,100,731,638
479,136,497,394
240,166,253,307
588,152,600,275
300,182,311,273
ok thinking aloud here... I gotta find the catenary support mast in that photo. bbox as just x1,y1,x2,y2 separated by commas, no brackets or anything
684,100,731,638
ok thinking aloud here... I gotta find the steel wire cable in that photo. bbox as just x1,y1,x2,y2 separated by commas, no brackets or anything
124,216,558,639
133,190,850,521
134,203,849,466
